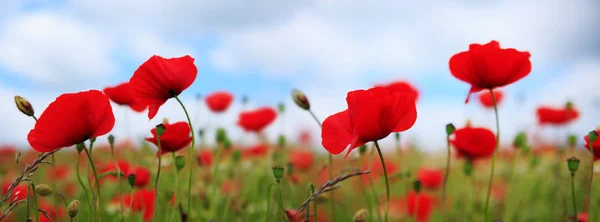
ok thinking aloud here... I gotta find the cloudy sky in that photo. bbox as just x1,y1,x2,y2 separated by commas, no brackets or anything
1,0,599,152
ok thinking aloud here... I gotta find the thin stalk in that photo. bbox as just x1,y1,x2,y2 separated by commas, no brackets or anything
51,154,59,220
211,143,223,181
307,183,317,222
483,89,501,221
31,183,39,222
441,135,451,221
83,142,102,222
154,133,163,221
129,189,135,218
174,95,196,212
308,109,335,221
168,154,181,222
26,181,30,220
374,140,390,222
110,143,125,222
75,151,93,219
265,183,276,222
589,141,595,220
572,172,578,220
276,182,284,222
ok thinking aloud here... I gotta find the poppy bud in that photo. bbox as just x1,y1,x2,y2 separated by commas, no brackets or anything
108,134,115,146
278,102,286,113
589,130,599,144
174,155,186,171
446,123,456,136
394,132,400,141
14,96,35,117
231,150,241,163
216,128,227,144
463,160,473,176
272,166,285,183
358,145,367,156
198,129,205,138
513,132,527,149
413,180,422,193
128,174,137,187
568,134,577,148
567,157,580,175
223,138,232,150
353,208,368,222
277,135,286,148
35,184,53,197
89,137,96,144
76,143,85,153
68,200,80,218
155,124,166,137
291,89,310,110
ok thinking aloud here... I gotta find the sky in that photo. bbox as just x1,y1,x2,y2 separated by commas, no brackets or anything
0,0,599,152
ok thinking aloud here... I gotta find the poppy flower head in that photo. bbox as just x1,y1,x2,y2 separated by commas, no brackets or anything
237,107,277,132
289,150,314,171
478,89,504,108
127,167,151,188
243,144,269,158
321,87,417,156
103,82,147,112
27,90,115,152
205,91,234,113
100,160,130,182
584,130,600,160
2,181,30,202
417,168,444,190
376,80,420,102
450,126,496,160
449,40,531,103
145,122,193,155
536,106,580,126
196,150,214,167
406,192,436,222
48,165,71,180
129,55,198,119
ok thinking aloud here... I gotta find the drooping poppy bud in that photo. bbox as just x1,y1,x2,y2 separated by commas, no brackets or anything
175,156,186,171
413,180,422,193
291,89,310,110
272,166,285,183
128,174,137,187
353,208,368,222
445,123,455,136
35,184,52,197
14,96,35,117
108,134,115,146
198,129,205,138
68,200,80,218
567,157,580,175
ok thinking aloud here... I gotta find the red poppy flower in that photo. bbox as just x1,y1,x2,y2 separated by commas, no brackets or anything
478,89,504,108
536,106,580,126
237,107,277,132
578,213,589,222
584,130,600,161
451,126,496,160
243,144,269,158
119,189,156,221
321,87,417,156
298,130,312,145
0,145,16,157
145,122,193,156
406,192,436,222
48,165,70,180
205,91,234,113
289,150,314,171
284,210,303,222
127,167,151,188
2,181,29,202
449,40,532,103
360,158,399,184
103,82,147,112
375,80,420,102
99,160,130,182
129,55,198,119
196,150,213,167
417,168,444,190
37,199,65,222
27,90,115,152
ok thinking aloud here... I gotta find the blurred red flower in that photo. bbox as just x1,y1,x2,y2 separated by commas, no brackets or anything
376,80,420,102
205,91,234,113
578,213,589,222
38,199,65,222
0,145,16,157
478,89,504,108
361,158,399,184
298,130,312,145
406,192,436,222
417,168,444,190
103,82,147,112
243,144,269,157
27,90,115,152
129,55,198,119
449,40,531,103
451,126,496,160
118,189,156,221
48,165,70,180
584,130,600,161
237,107,277,132
127,167,151,188
289,150,314,171
2,181,29,202
536,106,579,126
284,210,303,222
321,87,417,156
145,122,193,156
196,150,213,167
99,160,130,183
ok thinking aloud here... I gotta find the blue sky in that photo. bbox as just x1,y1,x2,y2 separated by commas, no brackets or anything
0,0,599,151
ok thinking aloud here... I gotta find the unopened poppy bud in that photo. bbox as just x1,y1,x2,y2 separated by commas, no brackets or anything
446,123,456,136
589,130,599,143
175,156,186,171
567,157,580,175
108,134,115,146
68,200,80,218
277,135,286,148
353,208,368,222
358,145,367,156
463,160,473,176
272,166,285,183
413,180,422,193
128,174,137,187
89,137,96,143
223,138,232,150
76,143,85,153
155,124,166,137
513,132,527,149
14,96,35,117
216,128,227,144
35,184,52,197
394,132,400,141
291,89,310,110
278,102,286,113
231,150,241,163
568,134,577,148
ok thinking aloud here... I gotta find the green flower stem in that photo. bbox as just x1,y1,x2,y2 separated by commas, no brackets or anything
308,183,317,222
51,154,59,220
154,133,163,220
265,183,276,222
483,89,501,221
588,141,595,220
30,182,39,222
572,172,578,220
109,142,125,222
174,95,196,213
276,182,284,222
308,109,336,222
129,188,135,219
168,154,181,222
83,141,102,222
373,140,390,222
441,135,451,221
75,151,93,219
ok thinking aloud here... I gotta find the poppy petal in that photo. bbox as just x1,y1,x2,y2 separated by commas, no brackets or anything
321,110,354,155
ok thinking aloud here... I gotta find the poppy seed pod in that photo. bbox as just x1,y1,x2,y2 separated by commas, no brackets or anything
14,96,35,117
513,132,527,149
175,156,186,171
589,130,599,144
413,180,422,193
291,89,310,110
353,208,368,222
446,123,456,136
35,184,52,197
198,129,205,138
567,157,580,175
108,134,115,146
566,101,574,110
68,200,80,218
128,174,137,187
272,166,285,183
155,124,166,137
216,128,228,144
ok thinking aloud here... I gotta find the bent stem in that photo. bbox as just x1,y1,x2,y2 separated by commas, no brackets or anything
483,89,500,221
441,135,451,221
174,95,196,213
374,140,390,222
571,172,578,220
109,142,125,222
154,133,163,220
83,141,102,222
